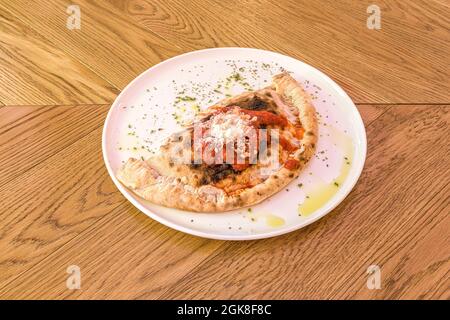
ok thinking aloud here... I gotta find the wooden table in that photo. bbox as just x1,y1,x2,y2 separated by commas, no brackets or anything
0,0,448,300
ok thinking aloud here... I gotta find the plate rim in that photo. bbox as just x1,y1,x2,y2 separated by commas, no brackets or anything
102,47,367,240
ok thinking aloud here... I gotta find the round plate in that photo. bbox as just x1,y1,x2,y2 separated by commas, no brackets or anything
102,48,366,240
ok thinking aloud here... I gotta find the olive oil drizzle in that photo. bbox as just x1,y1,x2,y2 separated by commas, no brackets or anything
298,127,354,217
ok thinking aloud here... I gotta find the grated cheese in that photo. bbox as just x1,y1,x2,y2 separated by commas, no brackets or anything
202,110,255,157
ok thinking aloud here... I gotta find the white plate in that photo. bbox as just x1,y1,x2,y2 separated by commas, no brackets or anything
102,48,366,240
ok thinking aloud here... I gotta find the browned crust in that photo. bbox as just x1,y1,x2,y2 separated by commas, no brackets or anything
116,72,317,212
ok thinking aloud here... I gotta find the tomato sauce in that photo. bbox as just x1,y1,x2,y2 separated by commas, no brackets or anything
196,106,302,171
284,159,300,170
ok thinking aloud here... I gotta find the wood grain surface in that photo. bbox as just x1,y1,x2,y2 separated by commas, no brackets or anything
0,0,448,300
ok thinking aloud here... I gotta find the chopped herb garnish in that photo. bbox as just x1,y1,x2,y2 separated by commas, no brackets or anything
230,72,243,81
178,96,196,102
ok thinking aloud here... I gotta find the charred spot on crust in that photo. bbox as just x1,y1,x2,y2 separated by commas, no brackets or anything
199,176,209,185
212,171,235,183
171,133,183,142
289,173,294,178
194,164,237,185
233,195,243,205
246,96,268,110
305,131,314,136
226,95,268,111
190,163,201,169
209,164,235,183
